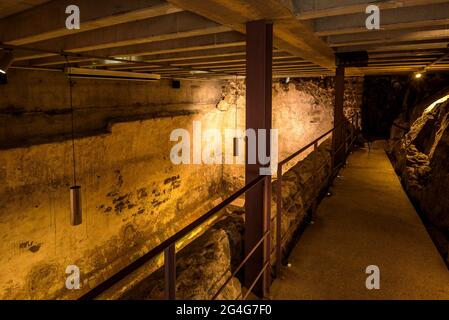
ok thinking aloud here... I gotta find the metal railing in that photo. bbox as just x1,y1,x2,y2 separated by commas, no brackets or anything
275,113,359,275
79,113,359,300
79,174,271,300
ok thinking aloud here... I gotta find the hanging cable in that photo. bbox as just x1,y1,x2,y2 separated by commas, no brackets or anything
65,56,77,186
65,55,82,226
233,74,239,157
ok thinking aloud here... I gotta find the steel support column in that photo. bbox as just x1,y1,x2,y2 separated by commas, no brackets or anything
332,65,346,171
245,20,272,298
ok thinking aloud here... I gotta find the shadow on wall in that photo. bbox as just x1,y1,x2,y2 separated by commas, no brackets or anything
0,69,223,149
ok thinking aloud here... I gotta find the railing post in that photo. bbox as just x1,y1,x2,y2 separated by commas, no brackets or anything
350,116,354,149
276,165,282,277
263,176,271,297
331,133,335,177
345,119,348,154
332,65,346,171
312,142,319,221
164,243,176,300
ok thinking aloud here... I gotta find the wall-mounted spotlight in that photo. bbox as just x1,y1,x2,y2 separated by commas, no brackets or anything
414,72,423,79
0,50,14,74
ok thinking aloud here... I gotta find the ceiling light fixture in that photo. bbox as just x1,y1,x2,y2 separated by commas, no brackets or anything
65,67,160,81
189,70,209,75
0,49,14,74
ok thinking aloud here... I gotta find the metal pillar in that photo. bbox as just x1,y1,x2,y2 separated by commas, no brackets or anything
245,20,272,298
332,65,346,171
164,244,176,300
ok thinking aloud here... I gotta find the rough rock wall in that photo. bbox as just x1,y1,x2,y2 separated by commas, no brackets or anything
389,92,449,263
364,74,449,140
219,77,363,191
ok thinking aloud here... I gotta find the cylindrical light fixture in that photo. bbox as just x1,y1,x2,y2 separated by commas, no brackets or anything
0,50,14,74
70,186,82,226
66,55,82,226
233,137,239,157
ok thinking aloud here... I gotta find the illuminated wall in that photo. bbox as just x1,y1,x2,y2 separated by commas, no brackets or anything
0,70,363,299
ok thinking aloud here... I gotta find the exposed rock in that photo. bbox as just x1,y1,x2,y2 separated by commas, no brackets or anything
221,78,363,191
365,74,449,140
271,139,332,257
119,228,242,300
389,93,449,262
213,211,245,271
117,137,334,300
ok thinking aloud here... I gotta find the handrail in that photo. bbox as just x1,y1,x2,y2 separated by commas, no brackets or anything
211,229,270,300
279,128,333,166
279,113,358,167
79,174,266,300
80,112,360,301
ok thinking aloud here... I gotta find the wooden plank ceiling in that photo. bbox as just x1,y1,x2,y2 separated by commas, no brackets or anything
0,0,448,79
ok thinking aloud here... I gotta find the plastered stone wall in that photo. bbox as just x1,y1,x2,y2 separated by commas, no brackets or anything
0,69,222,149
0,111,230,299
0,70,229,299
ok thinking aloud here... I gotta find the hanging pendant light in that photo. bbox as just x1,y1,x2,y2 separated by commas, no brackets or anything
233,74,240,157
70,186,82,225
65,55,82,226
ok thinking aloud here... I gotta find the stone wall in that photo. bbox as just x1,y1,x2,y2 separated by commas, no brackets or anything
0,111,232,299
118,140,333,300
119,226,242,300
363,74,449,140
272,139,333,258
389,88,449,264
0,70,230,299
0,71,363,299
219,77,363,191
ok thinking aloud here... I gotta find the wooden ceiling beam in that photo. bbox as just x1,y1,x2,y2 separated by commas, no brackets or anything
103,50,290,70
13,11,231,61
336,40,449,53
17,31,245,66
294,0,449,20
167,0,335,70
315,2,449,36
0,0,182,45
328,29,449,47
